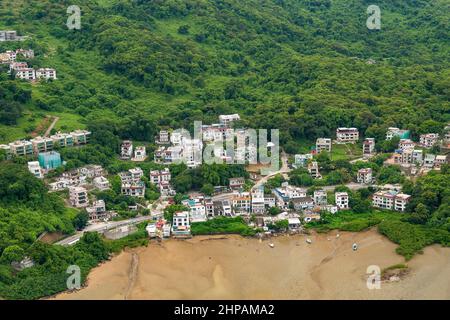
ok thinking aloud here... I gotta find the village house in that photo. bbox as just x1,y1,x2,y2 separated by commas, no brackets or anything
363,138,375,157
335,192,349,210
291,196,314,211
86,200,109,222
49,179,69,191
0,30,27,41
313,189,327,205
36,68,57,80
423,154,436,168
308,161,322,179
219,114,240,125
11,257,35,272
434,155,448,169
15,68,36,80
150,168,171,185
288,217,301,231
213,200,233,217
357,168,373,184
273,183,307,209
132,146,147,161
251,186,266,215
232,191,252,214
293,153,313,168
69,186,89,208
322,204,338,214
386,127,410,140
181,137,203,168
315,138,332,153
202,124,234,142
336,127,359,143
182,197,207,222
156,130,170,144
121,181,145,197
420,133,439,148
172,211,191,238
120,140,133,160
229,177,245,190
398,139,415,150
372,191,411,212
93,176,110,190
15,49,34,59
27,161,43,179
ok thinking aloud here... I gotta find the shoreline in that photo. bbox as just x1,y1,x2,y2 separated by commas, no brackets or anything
52,228,450,300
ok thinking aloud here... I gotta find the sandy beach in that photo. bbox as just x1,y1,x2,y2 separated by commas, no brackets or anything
53,229,450,300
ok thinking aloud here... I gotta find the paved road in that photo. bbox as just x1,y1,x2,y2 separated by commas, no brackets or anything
55,201,169,246
251,151,291,192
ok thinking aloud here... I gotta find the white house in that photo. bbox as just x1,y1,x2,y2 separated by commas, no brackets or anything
357,168,373,184
93,176,110,190
335,192,349,210
316,138,332,153
27,161,43,178
336,128,359,143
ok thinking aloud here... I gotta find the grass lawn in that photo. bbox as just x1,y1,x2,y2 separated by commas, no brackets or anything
330,143,362,161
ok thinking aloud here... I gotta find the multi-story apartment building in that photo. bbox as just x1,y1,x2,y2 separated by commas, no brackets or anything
363,138,375,157
273,184,307,208
372,191,411,212
293,153,313,168
336,128,359,143
86,200,108,222
419,133,439,148
157,130,170,144
50,132,74,147
357,168,373,184
8,140,33,156
79,165,103,178
69,186,89,208
316,138,332,153
71,130,91,145
182,197,207,222
30,136,53,154
335,192,349,210
38,151,62,170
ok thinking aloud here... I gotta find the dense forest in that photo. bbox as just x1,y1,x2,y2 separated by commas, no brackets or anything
0,0,448,147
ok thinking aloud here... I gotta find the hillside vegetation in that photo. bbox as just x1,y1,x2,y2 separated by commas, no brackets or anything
0,0,448,149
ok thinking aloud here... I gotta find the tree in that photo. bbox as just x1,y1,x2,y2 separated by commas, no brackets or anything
178,25,190,34
0,245,25,264
73,211,89,230
200,183,214,196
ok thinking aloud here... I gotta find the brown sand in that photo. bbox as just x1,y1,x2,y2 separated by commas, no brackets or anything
53,229,450,300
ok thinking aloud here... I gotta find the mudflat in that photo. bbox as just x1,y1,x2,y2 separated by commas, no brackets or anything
53,229,450,300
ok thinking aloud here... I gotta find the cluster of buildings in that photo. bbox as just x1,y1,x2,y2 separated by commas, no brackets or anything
372,190,411,212
49,164,109,191
1,130,91,159
0,48,34,63
120,140,147,161
69,187,116,222
154,131,203,168
385,130,449,174
314,129,375,158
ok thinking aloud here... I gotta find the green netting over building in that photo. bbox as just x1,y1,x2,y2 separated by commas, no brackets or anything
38,151,62,170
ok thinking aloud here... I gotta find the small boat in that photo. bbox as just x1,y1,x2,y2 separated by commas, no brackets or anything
352,243,358,251
336,234,340,238
269,243,275,248
306,238,312,244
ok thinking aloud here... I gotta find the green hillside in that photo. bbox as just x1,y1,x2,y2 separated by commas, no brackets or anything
0,0,449,149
